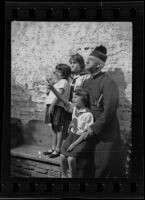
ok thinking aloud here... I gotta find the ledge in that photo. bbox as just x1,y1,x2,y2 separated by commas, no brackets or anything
11,144,60,166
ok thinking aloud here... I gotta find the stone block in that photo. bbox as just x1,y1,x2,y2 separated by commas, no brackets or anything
34,167,48,174
47,170,60,177
30,171,48,177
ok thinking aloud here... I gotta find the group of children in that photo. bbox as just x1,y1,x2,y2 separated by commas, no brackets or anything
43,54,94,178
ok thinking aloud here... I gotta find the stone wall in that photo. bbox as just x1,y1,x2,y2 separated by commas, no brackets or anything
11,22,132,144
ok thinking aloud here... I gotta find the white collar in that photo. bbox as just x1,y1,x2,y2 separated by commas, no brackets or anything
75,107,89,113
73,74,80,79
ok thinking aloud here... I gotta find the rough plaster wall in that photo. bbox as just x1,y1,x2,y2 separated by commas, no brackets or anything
11,22,132,144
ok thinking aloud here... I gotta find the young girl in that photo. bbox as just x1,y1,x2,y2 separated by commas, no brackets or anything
69,53,90,101
43,64,71,158
60,87,94,178
47,83,94,178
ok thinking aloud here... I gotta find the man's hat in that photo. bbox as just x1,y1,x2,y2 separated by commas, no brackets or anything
90,45,107,62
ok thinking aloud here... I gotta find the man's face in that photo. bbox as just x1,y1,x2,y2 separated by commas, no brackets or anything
86,55,100,71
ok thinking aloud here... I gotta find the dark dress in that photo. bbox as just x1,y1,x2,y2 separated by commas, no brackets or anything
45,104,70,136
83,71,122,178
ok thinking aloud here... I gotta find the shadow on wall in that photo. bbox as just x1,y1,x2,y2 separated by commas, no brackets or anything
22,120,53,147
11,119,53,148
106,68,132,177
11,75,46,124
11,76,53,148
107,68,132,145
11,118,24,148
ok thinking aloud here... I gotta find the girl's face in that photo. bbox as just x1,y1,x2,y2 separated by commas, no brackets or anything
54,69,63,81
70,60,81,74
72,93,84,109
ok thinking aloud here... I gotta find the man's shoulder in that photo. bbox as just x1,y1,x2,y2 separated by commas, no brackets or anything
101,73,118,92
103,73,117,85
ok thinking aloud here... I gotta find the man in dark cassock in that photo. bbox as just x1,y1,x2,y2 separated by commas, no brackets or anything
83,45,122,178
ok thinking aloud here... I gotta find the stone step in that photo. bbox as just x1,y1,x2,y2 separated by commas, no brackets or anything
11,144,61,178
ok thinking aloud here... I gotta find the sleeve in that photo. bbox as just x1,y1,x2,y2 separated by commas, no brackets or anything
79,113,94,131
85,113,94,128
72,107,76,119
90,78,119,135
57,79,67,89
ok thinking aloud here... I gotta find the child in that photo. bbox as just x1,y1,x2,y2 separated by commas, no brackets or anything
43,64,71,158
47,84,94,177
68,53,90,101
60,87,94,178
46,54,90,113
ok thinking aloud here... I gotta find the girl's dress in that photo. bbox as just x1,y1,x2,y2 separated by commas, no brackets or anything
45,79,71,131
61,107,94,158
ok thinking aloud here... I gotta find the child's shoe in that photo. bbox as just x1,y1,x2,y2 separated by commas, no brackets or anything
43,148,54,155
49,150,60,158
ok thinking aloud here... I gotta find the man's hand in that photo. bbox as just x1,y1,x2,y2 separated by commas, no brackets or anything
67,143,76,152
83,126,93,140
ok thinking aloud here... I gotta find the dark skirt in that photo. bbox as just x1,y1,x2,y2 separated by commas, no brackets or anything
61,131,90,158
45,105,71,136
45,105,67,125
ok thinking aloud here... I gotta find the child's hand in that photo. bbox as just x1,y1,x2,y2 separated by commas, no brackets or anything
67,143,75,152
46,77,53,89
48,106,54,115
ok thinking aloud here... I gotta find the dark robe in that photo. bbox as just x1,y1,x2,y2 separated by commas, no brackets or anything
82,71,122,178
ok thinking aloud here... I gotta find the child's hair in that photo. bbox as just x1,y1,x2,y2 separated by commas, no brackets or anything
69,53,85,71
55,64,71,80
74,87,90,109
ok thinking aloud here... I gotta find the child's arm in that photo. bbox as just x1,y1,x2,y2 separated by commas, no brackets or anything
48,88,63,113
47,80,73,112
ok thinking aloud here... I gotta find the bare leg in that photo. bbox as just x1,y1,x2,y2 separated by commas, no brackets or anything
51,129,57,150
60,154,68,178
68,157,77,178
55,129,63,152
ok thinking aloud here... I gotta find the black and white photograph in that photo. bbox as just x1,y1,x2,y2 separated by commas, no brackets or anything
10,21,132,178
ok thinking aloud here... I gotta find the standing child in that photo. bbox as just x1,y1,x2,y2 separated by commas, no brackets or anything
60,87,94,178
68,53,90,101
46,53,91,116
43,64,71,158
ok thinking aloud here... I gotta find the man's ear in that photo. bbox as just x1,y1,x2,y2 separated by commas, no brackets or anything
98,64,104,70
97,64,102,70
